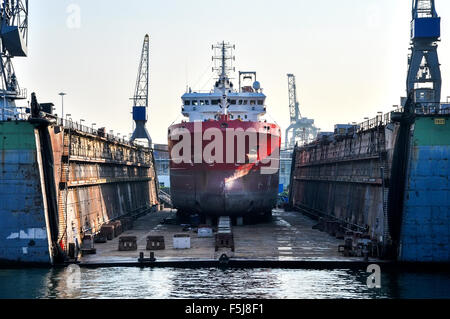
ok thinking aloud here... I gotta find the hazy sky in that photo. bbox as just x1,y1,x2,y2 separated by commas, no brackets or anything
14,0,450,144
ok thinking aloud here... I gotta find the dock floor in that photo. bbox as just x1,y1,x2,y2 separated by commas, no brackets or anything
81,209,365,265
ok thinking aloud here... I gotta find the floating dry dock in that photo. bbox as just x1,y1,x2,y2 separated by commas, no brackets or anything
289,109,450,263
0,113,159,265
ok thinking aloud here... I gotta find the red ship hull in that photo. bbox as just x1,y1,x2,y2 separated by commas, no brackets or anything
168,118,281,217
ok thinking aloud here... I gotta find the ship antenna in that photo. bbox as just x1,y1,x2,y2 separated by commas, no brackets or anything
212,41,235,115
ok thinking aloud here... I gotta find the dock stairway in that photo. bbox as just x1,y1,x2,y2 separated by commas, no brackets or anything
158,189,172,207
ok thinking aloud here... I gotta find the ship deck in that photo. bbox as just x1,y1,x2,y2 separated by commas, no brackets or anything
80,209,386,268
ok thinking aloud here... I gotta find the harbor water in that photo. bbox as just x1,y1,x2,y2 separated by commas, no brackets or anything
0,267,449,299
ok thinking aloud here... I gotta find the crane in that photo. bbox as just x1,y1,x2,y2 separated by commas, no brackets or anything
284,74,318,149
0,0,28,120
407,0,441,110
130,34,152,146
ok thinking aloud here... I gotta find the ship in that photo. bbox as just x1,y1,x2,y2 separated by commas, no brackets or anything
288,0,450,262
168,42,281,218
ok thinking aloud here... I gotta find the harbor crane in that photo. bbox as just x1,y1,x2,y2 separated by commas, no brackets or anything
130,34,152,146
0,0,28,120
407,0,442,110
284,74,318,149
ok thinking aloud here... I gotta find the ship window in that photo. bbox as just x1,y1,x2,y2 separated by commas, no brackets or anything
205,100,210,105
250,100,256,105
199,100,204,105
212,100,220,105
243,100,248,105
184,100,190,106
258,100,264,105
230,99,236,105
245,115,248,119
192,100,198,106
238,100,243,105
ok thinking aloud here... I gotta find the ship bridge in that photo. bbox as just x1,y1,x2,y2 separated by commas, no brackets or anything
181,91,266,122
181,43,268,122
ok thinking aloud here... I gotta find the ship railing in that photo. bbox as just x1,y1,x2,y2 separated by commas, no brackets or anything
0,106,29,121
70,145,150,165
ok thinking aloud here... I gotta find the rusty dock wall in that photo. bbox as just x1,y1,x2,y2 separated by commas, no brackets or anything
289,120,397,254
0,118,159,265
289,111,450,262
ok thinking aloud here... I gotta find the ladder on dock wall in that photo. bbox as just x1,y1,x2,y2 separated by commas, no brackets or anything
57,129,71,252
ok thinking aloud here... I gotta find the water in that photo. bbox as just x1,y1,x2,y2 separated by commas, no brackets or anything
0,267,449,299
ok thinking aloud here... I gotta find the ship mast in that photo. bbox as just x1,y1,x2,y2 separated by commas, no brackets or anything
212,41,235,115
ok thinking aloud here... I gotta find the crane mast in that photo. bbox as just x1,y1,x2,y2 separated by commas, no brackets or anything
285,74,317,149
288,74,300,124
130,34,152,146
407,0,441,110
0,0,28,120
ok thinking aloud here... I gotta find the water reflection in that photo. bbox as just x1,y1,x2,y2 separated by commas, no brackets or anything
0,268,449,299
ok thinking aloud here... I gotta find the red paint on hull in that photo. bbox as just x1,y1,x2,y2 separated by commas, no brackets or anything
168,118,281,216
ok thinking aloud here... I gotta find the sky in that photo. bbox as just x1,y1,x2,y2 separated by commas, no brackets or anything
13,0,450,144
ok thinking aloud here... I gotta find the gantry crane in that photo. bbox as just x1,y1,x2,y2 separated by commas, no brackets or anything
407,0,441,109
284,74,318,149
0,0,28,120
130,34,152,146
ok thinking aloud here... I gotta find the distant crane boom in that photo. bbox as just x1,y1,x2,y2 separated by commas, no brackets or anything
130,34,152,146
287,74,300,123
133,35,149,107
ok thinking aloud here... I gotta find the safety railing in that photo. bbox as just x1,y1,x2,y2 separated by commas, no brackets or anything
56,117,131,145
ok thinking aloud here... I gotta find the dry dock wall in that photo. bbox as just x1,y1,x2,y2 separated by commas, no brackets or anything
289,124,397,249
399,116,449,262
0,121,53,263
290,115,450,262
0,120,159,264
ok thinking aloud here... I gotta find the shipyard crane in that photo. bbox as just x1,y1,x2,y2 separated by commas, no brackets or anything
407,0,441,110
0,0,28,120
284,74,318,149
130,34,152,146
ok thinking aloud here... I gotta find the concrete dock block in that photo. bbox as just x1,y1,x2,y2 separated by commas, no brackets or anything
146,236,165,250
110,221,123,237
100,225,115,241
215,232,234,252
118,236,138,251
